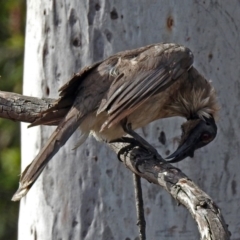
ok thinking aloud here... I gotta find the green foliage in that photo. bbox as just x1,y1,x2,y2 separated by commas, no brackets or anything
0,0,25,239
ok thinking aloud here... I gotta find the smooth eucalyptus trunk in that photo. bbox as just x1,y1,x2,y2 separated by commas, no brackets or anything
19,1,240,239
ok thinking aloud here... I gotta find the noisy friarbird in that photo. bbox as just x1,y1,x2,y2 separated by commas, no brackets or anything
12,43,219,201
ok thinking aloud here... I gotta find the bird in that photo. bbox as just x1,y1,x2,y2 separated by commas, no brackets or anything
11,43,219,201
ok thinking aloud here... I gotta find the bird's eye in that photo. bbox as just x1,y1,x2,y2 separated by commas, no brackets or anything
201,132,212,143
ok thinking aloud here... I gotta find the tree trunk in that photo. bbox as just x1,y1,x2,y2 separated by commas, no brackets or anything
19,1,240,239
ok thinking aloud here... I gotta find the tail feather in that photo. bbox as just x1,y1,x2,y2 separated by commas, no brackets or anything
12,107,85,201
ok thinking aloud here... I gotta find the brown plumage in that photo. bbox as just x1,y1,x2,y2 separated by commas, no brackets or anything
12,43,219,201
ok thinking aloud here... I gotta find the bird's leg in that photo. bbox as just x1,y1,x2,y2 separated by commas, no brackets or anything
110,121,163,161
110,137,142,161
122,122,162,160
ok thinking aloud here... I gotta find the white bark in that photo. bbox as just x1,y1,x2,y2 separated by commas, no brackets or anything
19,0,240,239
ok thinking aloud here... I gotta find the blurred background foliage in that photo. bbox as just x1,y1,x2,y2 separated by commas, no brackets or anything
0,0,26,239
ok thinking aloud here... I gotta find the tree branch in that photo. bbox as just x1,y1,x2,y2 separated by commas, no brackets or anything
0,91,55,124
0,90,231,240
111,144,231,240
133,173,146,240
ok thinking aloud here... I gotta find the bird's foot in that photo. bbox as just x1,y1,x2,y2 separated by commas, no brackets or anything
111,122,163,161
122,123,162,160
110,137,142,161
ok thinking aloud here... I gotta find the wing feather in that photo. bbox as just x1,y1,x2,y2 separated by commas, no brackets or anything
98,43,194,130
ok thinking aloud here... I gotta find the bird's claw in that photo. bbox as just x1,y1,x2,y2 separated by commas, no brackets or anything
121,122,163,160
111,136,163,162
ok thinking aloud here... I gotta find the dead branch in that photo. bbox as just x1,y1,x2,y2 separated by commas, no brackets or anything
133,173,146,240
0,91,55,124
0,90,231,240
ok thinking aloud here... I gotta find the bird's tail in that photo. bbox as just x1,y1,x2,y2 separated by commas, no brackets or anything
12,107,85,201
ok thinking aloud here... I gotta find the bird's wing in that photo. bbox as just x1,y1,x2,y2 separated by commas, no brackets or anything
28,44,160,127
97,43,194,130
29,61,102,127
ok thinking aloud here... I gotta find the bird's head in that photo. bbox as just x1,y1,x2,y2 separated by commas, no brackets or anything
166,116,217,163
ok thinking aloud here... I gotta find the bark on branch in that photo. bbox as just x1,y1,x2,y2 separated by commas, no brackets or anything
0,90,231,240
111,143,230,240
0,91,55,124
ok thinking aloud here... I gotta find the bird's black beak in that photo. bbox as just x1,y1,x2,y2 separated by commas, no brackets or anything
166,117,217,163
